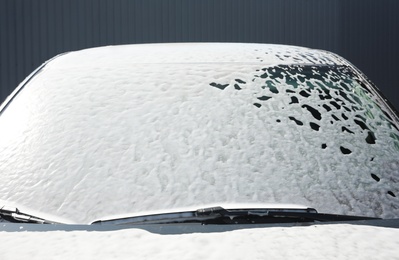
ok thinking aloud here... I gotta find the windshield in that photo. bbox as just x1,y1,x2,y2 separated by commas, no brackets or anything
0,51,398,223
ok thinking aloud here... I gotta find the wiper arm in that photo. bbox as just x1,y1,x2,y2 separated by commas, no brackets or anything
0,206,60,224
91,206,380,225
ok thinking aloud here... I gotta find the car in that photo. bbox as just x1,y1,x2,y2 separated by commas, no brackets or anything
1,43,399,258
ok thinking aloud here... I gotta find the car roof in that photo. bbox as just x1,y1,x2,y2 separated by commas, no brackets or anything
49,42,342,68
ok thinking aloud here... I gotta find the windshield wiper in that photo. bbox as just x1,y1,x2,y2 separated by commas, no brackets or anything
91,206,380,225
0,206,60,224
0,205,381,226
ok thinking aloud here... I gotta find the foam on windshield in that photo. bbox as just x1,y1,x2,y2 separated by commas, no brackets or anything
0,43,398,223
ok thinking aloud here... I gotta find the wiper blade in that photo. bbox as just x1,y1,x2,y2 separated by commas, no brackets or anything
197,207,380,224
91,206,381,225
0,206,59,224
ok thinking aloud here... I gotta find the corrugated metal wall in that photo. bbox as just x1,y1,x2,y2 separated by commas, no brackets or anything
0,0,398,109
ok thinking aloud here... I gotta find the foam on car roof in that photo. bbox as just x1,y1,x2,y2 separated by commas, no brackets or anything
49,42,339,66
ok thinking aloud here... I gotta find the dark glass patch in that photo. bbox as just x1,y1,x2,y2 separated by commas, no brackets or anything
342,126,354,134
351,94,363,106
285,75,299,88
330,101,341,109
289,96,299,104
332,114,340,121
210,82,229,90
321,143,327,149
388,191,396,197
265,81,279,94
355,114,367,121
323,104,331,112
299,90,310,98
340,146,352,154
253,103,262,108
338,90,355,104
371,174,380,182
310,122,320,131
366,131,376,144
297,75,305,83
257,96,272,101
319,91,332,100
235,79,246,84
234,84,242,90
342,106,351,112
289,116,303,126
354,119,369,130
302,105,322,120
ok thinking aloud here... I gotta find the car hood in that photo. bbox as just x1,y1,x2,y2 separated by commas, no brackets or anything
1,220,399,259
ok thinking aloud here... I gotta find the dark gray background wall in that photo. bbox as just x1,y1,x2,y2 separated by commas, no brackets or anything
1,0,398,110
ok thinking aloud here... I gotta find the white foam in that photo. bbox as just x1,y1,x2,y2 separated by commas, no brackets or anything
0,43,398,223
1,224,399,259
